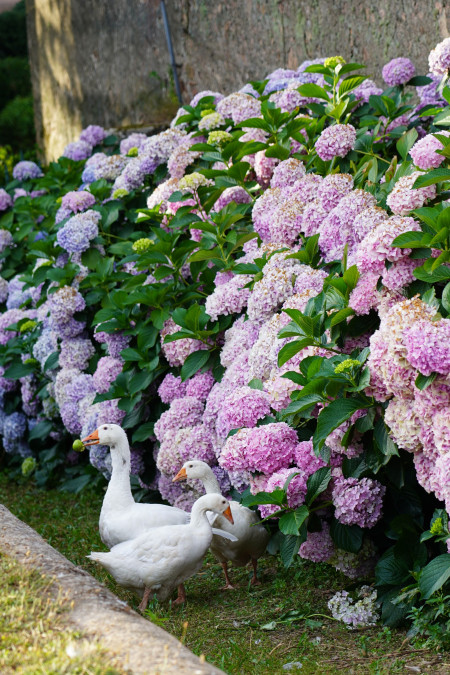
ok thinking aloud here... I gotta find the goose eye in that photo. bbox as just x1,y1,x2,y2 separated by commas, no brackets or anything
103,426,107,430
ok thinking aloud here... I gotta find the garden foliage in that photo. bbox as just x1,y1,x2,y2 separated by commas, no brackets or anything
1,44,450,633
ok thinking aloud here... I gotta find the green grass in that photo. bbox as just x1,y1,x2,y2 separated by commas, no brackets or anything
0,473,447,675
0,554,123,674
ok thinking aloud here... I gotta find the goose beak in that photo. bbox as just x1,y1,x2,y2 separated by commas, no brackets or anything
82,429,100,446
223,505,234,524
173,467,187,482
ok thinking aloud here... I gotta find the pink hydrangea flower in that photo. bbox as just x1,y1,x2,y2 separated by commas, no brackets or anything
332,476,386,529
315,124,356,161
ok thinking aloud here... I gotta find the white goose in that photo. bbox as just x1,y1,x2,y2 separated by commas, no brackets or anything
82,424,189,549
173,460,269,589
88,493,235,610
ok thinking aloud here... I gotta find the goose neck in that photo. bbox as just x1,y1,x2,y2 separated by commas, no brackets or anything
200,471,221,495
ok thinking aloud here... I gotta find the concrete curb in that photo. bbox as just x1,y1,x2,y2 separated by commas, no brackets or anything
0,504,226,675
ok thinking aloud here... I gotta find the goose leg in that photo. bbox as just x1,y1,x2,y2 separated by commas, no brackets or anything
172,584,186,606
221,562,235,590
250,558,261,586
138,586,151,612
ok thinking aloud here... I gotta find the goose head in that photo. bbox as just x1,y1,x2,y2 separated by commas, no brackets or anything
193,493,234,523
82,424,129,451
173,459,211,482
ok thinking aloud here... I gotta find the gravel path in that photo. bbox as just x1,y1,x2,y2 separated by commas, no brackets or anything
0,504,225,675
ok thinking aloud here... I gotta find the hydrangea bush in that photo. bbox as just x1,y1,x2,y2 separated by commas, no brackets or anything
1,41,450,630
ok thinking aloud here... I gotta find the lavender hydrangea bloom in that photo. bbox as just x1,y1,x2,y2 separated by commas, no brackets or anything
59,337,95,370
0,229,13,252
409,132,450,170
185,371,215,401
6,276,32,310
386,173,436,215
94,328,130,358
97,398,126,426
62,140,93,161
0,189,13,211
0,277,8,303
32,328,58,368
189,90,224,107
57,210,101,253
299,522,335,563
216,386,271,438
315,124,356,161
332,476,386,528
213,186,252,212
270,158,306,189
120,133,148,155
158,373,187,404
160,317,208,367
2,412,27,453
353,79,383,104
403,319,450,376
216,92,262,124
49,286,85,324
61,190,96,213
79,125,107,146
12,161,43,180
219,422,298,474
382,57,415,86
429,37,450,76
93,356,123,393
154,396,204,442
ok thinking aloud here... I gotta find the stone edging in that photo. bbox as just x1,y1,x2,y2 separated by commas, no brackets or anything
0,504,226,675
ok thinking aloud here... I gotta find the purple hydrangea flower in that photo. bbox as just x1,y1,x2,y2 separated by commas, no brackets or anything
409,132,450,170
79,125,107,147
386,173,436,215
61,190,96,213
57,210,101,253
48,286,85,324
315,124,356,161
270,158,306,189
0,189,13,211
382,57,415,86
160,318,208,367
216,386,271,438
154,396,204,442
429,37,450,77
299,521,335,562
59,337,95,370
93,356,123,393
403,319,450,376
332,476,386,528
62,140,93,161
120,133,148,155
97,398,126,426
219,422,298,474
0,229,13,252
158,373,187,404
185,370,215,401
12,161,43,181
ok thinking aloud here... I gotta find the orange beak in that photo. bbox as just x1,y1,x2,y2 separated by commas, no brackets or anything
173,467,187,482
81,429,100,446
223,505,234,524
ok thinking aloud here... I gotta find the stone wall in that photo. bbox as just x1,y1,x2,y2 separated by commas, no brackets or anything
26,0,449,161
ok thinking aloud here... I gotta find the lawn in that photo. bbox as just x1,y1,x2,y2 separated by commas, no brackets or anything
0,472,447,674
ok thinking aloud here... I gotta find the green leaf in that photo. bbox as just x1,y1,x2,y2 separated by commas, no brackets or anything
132,421,154,443
277,338,316,367
120,348,142,362
43,351,59,371
314,398,369,452
3,361,35,379
391,230,427,248
180,349,210,381
129,370,153,396
330,520,363,554
330,307,354,327
265,144,290,160
374,419,399,458
279,506,309,536
305,467,331,506
441,281,450,313
407,75,433,86
415,372,438,390
241,488,286,507
396,128,418,161
339,76,366,95
419,554,450,598
413,168,450,188
29,420,53,441
248,378,264,390
280,534,302,568
297,83,329,101
414,264,450,283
